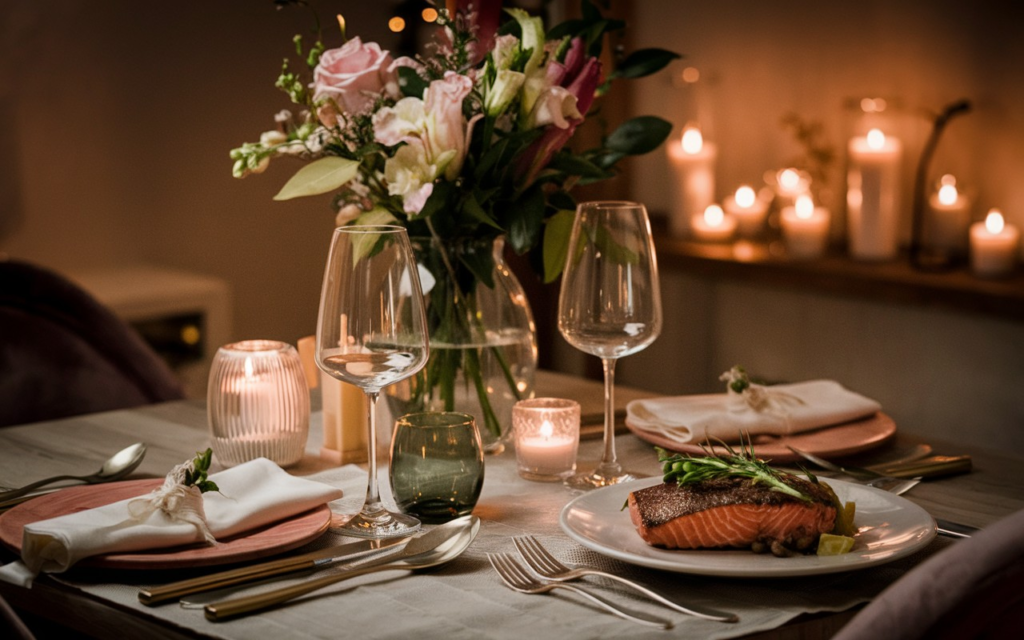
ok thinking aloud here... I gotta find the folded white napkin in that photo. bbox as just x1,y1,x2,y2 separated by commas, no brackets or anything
626,380,881,445
0,458,342,587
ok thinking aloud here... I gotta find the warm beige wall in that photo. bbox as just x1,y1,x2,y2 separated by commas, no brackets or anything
0,0,401,345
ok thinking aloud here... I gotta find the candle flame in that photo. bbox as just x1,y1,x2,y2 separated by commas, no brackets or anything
778,168,801,191
938,184,959,206
795,195,814,219
336,14,346,40
540,420,553,439
940,173,956,187
985,209,1005,234
681,126,703,154
244,356,255,380
735,185,756,208
866,128,886,150
704,204,724,227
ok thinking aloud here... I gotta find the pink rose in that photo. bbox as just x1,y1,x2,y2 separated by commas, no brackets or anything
424,72,474,179
313,37,398,126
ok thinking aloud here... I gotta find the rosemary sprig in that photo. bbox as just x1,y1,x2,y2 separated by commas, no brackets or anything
183,448,219,494
656,438,811,502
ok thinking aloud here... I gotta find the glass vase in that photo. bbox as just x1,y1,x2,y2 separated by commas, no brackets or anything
389,237,537,454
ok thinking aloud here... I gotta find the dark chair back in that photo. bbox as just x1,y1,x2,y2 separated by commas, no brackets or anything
834,507,1024,640
0,259,185,427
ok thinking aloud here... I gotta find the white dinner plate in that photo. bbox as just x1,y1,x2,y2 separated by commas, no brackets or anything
559,477,936,578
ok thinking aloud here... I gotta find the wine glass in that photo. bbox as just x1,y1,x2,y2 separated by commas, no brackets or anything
315,225,430,538
558,201,662,490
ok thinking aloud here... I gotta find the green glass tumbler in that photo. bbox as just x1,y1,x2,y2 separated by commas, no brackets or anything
389,412,485,524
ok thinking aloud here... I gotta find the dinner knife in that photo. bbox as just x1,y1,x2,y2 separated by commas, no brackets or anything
138,536,408,605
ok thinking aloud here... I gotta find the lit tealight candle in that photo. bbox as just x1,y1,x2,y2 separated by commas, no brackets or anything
691,204,737,242
774,168,810,208
970,209,1019,278
926,174,971,256
781,194,831,259
847,128,902,261
666,124,717,237
513,398,580,481
723,185,770,238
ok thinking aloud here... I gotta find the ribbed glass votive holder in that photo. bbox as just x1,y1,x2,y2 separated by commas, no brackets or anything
207,340,309,467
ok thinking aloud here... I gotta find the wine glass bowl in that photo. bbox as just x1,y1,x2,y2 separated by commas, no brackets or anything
558,201,662,489
316,225,429,538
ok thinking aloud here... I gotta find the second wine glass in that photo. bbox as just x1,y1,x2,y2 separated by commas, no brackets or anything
558,201,662,489
316,225,429,538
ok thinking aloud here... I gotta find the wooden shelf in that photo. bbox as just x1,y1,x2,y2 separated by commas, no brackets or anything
653,232,1024,323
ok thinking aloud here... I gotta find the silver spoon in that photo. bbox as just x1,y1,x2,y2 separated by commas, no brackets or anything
205,514,480,621
0,442,147,503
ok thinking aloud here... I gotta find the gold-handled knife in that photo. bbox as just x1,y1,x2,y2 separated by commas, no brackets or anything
138,536,407,606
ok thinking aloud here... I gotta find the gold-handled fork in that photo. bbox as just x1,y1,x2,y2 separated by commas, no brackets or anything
488,553,672,629
511,536,738,623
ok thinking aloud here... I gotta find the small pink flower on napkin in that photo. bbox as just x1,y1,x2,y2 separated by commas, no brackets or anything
0,458,342,587
626,380,882,445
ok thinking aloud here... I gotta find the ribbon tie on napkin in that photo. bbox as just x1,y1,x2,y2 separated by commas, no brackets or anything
0,458,342,588
626,380,881,445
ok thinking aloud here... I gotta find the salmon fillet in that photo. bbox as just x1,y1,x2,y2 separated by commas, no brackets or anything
628,476,836,551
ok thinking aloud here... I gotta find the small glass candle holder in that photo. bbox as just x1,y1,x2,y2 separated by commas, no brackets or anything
513,398,580,482
389,412,484,524
207,340,310,467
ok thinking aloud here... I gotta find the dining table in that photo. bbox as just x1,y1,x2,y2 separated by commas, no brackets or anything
1,369,1022,639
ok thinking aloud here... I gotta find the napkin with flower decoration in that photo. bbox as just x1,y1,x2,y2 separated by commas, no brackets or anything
0,457,341,588
626,379,881,445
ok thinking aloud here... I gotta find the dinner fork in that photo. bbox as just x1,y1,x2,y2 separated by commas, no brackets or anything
488,553,672,629
512,536,738,623
786,446,921,495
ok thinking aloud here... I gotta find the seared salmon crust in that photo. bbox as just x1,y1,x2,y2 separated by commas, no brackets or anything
628,476,836,550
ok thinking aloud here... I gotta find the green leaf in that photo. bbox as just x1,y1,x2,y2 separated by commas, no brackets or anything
506,185,545,254
545,152,612,180
463,193,503,231
542,209,576,283
611,48,681,80
546,18,585,41
397,66,428,99
604,116,673,155
353,207,399,227
273,157,360,200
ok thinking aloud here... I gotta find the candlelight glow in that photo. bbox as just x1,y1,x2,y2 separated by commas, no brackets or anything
681,127,703,154
866,128,886,150
681,66,700,83
336,14,346,38
795,195,814,219
388,16,406,32
938,184,959,206
940,174,957,186
778,168,801,191
985,209,1005,234
244,356,254,379
704,205,725,227
735,185,756,208
540,420,553,439
421,7,438,21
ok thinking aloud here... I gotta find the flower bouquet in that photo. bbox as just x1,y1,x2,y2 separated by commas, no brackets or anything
231,0,678,449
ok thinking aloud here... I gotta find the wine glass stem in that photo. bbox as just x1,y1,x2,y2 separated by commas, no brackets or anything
362,390,383,515
597,357,621,476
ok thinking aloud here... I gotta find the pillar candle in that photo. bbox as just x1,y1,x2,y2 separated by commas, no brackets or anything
781,195,830,259
666,125,717,237
723,185,770,238
926,175,970,256
970,209,1019,278
690,204,736,242
320,371,368,464
847,128,902,260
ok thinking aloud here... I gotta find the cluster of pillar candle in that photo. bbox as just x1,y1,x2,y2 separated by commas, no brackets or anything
665,121,1019,277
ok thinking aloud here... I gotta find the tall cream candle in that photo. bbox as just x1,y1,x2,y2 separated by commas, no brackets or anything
847,128,902,260
970,209,1019,278
666,125,717,237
